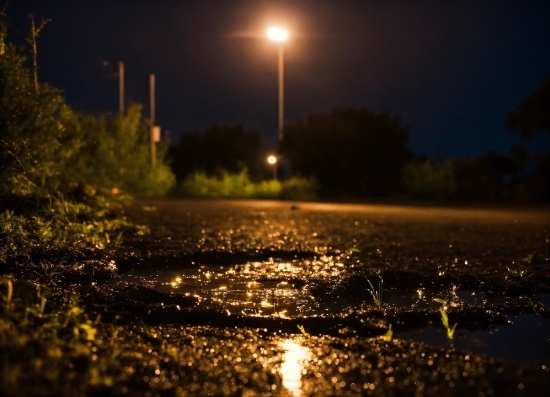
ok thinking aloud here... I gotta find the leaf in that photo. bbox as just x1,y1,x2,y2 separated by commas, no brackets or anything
521,252,536,264
382,324,393,342
433,298,446,305
440,306,449,329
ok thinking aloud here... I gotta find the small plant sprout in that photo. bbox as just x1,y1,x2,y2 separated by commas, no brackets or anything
434,298,457,340
1,275,13,306
366,274,383,308
529,298,550,313
381,324,393,342
521,251,536,264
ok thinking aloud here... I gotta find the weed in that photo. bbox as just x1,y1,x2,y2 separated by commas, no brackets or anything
529,298,550,313
434,298,457,340
381,324,393,342
521,251,536,264
366,274,384,308
297,325,308,336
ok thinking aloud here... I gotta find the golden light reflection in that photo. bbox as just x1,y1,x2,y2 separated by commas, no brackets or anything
279,339,311,397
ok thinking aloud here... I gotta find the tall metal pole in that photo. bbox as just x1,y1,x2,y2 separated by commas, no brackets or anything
150,73,156,167
277,43,284,141
118,61,124,114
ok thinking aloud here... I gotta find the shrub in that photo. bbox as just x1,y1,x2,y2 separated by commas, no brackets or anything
179,169,317,200
401,159,457,200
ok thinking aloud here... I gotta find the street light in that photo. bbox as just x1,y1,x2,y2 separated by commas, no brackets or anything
267,27,288,141
267,155,278,181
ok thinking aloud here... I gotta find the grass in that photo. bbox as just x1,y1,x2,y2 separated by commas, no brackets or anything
366,274,384,308
434,298,458,340
0,276,119,395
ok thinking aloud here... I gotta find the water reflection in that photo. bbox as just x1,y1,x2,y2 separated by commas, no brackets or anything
279,339,311,396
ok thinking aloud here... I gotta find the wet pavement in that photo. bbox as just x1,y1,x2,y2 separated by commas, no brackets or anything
101,198,550,396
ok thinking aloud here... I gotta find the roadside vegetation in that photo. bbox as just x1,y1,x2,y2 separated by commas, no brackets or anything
0,8,171,394
179,169,318,200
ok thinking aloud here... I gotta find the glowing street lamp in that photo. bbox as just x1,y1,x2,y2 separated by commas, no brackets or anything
267,155,278,180
267,27,288,141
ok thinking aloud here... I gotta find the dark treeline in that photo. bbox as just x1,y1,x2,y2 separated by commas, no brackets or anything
169,124,262,185
169,78,549,202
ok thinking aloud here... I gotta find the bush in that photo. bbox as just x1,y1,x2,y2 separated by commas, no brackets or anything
401,159,457,200
64,105,175,197
281,176,318,200
178,169,317,200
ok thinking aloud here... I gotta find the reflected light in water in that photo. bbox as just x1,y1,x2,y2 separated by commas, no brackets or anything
280,339,311,396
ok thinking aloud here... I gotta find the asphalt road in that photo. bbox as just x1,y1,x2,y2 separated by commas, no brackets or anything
110,198,550,396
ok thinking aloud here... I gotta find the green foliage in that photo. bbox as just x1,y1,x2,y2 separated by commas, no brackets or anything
381,324,393,342
179,169,318,200
0,282,118,394
280,107,412,198
297,324,308,336
63,104,175,197
0,193,142,264
0,16,174,199
0,42,80,196
434,298,457,340
280,176,318,200
401,159,457,200
366,275,383,308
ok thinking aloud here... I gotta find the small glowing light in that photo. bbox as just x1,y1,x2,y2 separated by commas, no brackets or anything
267,27,288,42
267,155,277,165
261,300,272,307
175,277,182,282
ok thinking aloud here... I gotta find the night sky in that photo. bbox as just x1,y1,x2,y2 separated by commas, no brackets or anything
6,0,550,159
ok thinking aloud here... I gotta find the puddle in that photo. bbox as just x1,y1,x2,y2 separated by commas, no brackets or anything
396,314,550,367
120,258,428,317
120,259,550,367
121,257,352,317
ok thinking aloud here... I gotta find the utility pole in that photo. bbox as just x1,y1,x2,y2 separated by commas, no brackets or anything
118,61,124,114
150,73,156,167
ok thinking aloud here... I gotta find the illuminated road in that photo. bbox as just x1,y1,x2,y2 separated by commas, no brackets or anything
111,198,550,396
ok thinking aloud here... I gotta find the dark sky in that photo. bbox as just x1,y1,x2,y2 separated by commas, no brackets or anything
6,0,550,159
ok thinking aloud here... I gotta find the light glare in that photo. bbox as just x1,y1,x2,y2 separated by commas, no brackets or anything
267,27,288,41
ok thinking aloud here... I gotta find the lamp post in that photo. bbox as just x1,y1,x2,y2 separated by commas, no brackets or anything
267,27,288,141
267,155,278,181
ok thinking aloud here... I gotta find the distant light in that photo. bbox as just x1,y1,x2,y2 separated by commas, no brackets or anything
267,155,277,165
267,27,288,42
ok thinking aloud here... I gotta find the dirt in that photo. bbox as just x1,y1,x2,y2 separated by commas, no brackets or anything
17,198,549,396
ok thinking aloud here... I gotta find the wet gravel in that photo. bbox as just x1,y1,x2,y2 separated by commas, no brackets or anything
85,198,550,396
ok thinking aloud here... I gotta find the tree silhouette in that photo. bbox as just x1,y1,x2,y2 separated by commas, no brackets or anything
280,107,411,198
169,124,261,182
506,79,550,139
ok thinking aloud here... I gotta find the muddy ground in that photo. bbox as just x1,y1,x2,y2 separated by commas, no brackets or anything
20,198,550,396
